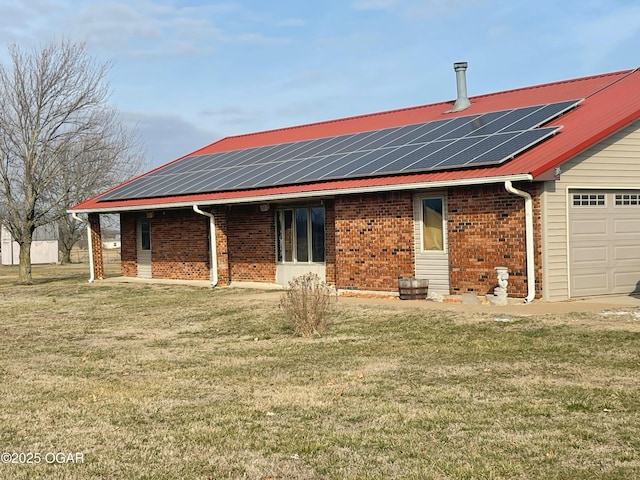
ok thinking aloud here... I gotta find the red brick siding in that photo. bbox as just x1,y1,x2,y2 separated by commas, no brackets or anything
120,213,137,277
334,192,414,291
447,183,542,298
88,213,104,280
227,205,276,282
324,201,337,286
151,209,210,280
115,183,542,297
212,207,230,286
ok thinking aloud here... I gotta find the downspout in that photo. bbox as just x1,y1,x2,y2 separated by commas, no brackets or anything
71,212,94,283
193,205,218,287
504,181,535,303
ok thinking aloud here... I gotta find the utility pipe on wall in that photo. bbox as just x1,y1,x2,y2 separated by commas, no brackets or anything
193,205,218,287
504,181,535,303
71,212,94,283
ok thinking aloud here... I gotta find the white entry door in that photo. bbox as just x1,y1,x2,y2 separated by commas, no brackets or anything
137,217,152,279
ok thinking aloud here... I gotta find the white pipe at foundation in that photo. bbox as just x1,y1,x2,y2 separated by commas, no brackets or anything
193,205,218,287
504,181,535,303
71,212,94,283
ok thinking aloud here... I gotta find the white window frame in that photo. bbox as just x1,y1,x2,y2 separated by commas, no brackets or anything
615,193,640,206
571,192,606,208
419,195,447,254
276,206,325,264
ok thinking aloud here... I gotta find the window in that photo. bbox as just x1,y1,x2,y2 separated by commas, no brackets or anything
310,207,325,262
277,206,325,263
296,209,309,262
140,218,151,250
615,193,640,206
572,193,605,206
422,197,445,251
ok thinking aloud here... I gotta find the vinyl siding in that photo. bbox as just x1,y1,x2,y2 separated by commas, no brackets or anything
541,120,640,301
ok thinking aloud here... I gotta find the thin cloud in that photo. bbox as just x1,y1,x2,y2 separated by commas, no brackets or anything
567,4,640,69
352,0,483,17
69,3,162,47
198,107,262,127
352,0,400,11
4,0,296,57
278,18,307,27
404,0,483,19
0,0,57,43
122,111,218,168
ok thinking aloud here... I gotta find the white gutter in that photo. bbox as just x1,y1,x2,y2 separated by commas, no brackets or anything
70,174,534,214
192,205,218,287
71,212,94,283
504,181,535,303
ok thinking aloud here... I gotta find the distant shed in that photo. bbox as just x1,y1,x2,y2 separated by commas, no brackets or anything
1,224,59,265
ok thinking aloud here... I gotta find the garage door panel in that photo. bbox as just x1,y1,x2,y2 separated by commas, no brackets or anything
569,190,640,297
614,245,640,261
572,273,608,293
613,272,640,292
614,219,640,234
571,219,608,235
572,246,607,263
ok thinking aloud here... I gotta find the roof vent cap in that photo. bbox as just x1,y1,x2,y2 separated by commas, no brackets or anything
449,61,471,112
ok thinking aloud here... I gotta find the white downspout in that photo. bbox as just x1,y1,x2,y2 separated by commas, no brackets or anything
504,181,535,303
193,205,218,287
71,212,94,283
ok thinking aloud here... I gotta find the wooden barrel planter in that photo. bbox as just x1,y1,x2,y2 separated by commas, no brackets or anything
398,278,429,300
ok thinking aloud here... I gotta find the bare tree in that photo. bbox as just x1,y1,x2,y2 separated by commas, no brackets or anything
0,40,144,283
54,124,144,264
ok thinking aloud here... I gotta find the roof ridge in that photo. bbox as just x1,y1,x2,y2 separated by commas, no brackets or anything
205,69,635,148
472,68,635,101
209,100,454,144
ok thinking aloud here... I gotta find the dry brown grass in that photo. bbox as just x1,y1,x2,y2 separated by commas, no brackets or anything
0,264,639,479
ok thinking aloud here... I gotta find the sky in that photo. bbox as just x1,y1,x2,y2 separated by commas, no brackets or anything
0,0,639,169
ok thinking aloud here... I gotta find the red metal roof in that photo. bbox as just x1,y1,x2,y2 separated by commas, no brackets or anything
72,68,640,212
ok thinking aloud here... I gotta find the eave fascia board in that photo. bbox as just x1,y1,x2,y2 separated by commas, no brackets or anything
68,173,534,214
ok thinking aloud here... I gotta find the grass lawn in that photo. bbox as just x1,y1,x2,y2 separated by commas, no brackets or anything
0,264,639,479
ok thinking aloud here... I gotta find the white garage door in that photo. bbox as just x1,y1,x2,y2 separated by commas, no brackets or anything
569,190,640,297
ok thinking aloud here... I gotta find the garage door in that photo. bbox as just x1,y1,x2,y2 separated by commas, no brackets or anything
569,190,640,297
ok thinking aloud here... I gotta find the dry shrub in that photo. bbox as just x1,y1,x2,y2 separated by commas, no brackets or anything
279,273,335,337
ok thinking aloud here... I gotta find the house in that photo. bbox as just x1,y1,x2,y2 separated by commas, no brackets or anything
69,64,640,302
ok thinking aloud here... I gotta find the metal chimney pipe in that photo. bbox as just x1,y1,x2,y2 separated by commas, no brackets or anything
451,62,471,112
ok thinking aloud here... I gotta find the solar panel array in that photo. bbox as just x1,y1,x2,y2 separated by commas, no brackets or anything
99,99,580,201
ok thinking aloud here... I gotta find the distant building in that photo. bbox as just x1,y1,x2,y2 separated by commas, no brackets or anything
102,240,121,250
1,224,59,265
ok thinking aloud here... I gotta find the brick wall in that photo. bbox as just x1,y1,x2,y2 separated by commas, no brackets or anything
114,183,542,297
120,213,137,277
227,204,276,282
120,208,230,283
324,201,337,286
334,192,414,291
88,213,104,280
212,207,230,286
447,183,542,298
150,209,210,280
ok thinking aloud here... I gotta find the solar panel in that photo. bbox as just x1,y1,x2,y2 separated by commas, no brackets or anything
274,153,349,186
371,142,455,174
289,136,343,160
98,99,582,201
309,133,359,157
384,122,448,148
466,127,559,167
